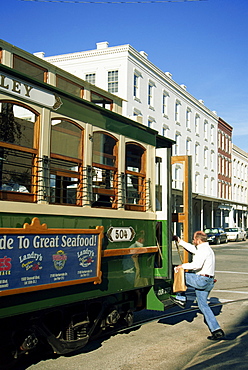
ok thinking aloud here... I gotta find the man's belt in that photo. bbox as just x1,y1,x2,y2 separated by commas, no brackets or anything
199,274,214,278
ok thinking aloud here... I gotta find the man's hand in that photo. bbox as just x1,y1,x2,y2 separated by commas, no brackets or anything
174,265,183,273
172,235,180,242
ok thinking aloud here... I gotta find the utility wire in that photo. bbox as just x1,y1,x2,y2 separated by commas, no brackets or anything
20,0,208,5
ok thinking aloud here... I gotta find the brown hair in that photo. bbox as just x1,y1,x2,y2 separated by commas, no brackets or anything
194,231,208,242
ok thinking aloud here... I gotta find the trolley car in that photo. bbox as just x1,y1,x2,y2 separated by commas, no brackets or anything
0,40,174,365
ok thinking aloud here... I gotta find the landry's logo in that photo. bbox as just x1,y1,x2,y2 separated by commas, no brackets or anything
52,250,67,271
77,249,94,268
19,252,42,272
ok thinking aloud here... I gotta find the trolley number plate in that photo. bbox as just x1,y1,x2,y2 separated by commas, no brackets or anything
107,227,135,242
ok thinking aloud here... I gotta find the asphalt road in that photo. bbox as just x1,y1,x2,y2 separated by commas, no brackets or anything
23,240,248,369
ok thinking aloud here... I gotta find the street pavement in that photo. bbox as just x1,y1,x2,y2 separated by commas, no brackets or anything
26,299,248,370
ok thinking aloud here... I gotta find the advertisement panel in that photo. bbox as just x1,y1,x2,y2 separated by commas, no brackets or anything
0,218,104,296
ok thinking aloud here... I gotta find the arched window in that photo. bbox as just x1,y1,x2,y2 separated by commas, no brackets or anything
50,118,83,205
125,143,146,211
0,101,38,202
92,131,118,208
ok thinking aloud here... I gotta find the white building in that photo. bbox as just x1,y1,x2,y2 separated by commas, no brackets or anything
231,145,248,227
41,41,247,230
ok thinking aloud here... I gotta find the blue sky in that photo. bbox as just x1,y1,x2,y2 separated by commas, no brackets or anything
2,0,248,152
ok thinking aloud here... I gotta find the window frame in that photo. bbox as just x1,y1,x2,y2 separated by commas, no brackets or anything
13,54,48,83
134,73,139,98
92,131,118,209
50,118,84,206
148,82,153,106
175,100,181,123
85,73,96,85
108,70,118,94
0,100,39,202
56,74,84,98
162,91,169,116
125,142,146,212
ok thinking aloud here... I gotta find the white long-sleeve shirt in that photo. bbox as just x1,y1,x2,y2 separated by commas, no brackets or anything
179,240,215,276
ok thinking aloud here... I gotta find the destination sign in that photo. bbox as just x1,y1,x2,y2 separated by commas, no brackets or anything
107,227,135,242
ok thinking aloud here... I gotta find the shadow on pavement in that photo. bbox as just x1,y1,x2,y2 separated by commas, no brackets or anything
158,293,223,327
182,310,248,369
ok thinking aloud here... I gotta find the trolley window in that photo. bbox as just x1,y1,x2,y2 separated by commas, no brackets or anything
125,143,146,211
56,75,84,98
13,54,48,83
0,101,39,202
91,132,118,208
90,92,113,111
50,119,83,206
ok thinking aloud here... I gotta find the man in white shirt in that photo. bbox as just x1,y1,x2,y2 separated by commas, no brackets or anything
172,230,225,340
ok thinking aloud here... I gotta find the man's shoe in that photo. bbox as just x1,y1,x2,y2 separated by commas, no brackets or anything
170,296,186,308
207,329,225,340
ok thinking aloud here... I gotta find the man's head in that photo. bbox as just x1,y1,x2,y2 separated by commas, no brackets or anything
193,231,207,245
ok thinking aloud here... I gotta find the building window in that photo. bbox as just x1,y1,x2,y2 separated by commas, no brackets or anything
211,150,214,170
221,132,225,150
0,101,39,202
50,119,83,205
134,73,139,98
132,109,142,124
148,117,155,128
175,100,181,122
186,138,191,155
92,132,118,208
186,108,191,129
13,54,48,83
56,75,84,98
162,124,169,137
204,147,208,168
195,114,200,134
211,125,214,143
226,159,229,177
85,73,96,85
108,70,118,93
211,177,214,196
218,130,221,147
125,143,146,211
162,91,169,116
204,176,208,193
174,132,180,156
195,143,200,164
195,172,200,193
204,120,208,139
226,136,229,153
222,157,225,174
218,155,221,174
148,82,153,106
173,165,182,190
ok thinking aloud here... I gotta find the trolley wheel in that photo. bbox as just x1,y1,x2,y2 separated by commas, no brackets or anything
123,311,134,327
